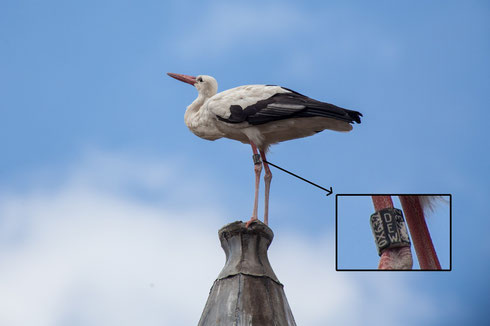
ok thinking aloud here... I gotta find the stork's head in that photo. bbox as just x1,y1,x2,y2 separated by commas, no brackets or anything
167,73,218,98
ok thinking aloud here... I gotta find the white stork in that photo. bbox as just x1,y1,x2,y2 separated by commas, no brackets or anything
167,73,362,226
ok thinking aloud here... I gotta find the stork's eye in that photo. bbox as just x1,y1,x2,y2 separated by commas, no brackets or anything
197,77,203,82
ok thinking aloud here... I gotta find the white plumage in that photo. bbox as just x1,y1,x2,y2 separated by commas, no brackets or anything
419,195,448,216
168,72,362,226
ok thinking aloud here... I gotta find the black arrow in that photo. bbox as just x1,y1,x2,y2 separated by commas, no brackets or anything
262,160,333,196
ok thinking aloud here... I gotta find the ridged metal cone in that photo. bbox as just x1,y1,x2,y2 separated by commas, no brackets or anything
198,221,296,326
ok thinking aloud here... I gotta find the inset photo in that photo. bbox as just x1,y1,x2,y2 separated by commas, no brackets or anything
336,194,451,271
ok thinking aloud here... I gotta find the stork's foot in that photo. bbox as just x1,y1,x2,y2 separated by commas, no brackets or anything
245,217,258,228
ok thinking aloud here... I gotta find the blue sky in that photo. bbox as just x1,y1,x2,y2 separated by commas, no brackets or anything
1,1,489,325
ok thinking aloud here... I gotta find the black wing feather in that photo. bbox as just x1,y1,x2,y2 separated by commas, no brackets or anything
217,87,362,125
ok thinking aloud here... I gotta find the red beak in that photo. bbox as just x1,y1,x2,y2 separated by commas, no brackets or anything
167,72,197,86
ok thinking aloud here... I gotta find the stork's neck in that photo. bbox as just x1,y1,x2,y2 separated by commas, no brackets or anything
185,93,207,120
184,93,223,141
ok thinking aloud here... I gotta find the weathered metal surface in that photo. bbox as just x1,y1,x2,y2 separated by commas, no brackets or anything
198,221,296,326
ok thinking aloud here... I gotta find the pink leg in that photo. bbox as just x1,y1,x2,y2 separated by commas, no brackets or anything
399,196,441,270
246,142,262,227
260,150,272,226
372,196,413,270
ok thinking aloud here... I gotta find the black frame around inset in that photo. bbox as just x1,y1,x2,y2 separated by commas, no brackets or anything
335,194,452,272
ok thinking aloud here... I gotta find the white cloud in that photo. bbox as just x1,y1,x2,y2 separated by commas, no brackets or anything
271,233,442,326
0,150,452,325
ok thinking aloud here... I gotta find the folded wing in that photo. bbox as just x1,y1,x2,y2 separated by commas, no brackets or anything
216,87,362,126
